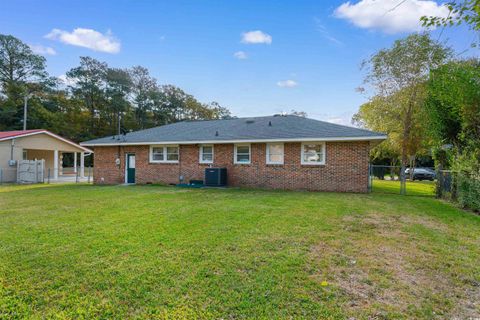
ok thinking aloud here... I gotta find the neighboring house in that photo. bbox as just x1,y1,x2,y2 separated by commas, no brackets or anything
81,115,386,192
0,129,93,182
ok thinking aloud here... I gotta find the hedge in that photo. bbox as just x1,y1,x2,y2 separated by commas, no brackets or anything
457,173,480,212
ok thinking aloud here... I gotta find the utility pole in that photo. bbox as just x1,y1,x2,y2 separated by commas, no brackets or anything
23,95,28,131
118,112,121,137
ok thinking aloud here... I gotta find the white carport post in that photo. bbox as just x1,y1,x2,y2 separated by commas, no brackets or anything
80,152,85,178
73,152,77,173
53,149,59,180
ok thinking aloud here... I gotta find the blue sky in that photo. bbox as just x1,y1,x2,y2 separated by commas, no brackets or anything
1,0,477,125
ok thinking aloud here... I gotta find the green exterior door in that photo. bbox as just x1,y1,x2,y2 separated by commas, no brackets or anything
126,154,135,183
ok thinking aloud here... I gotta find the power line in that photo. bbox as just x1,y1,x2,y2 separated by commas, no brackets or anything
382,0,408,16
456,33,479,57
436,10,452,42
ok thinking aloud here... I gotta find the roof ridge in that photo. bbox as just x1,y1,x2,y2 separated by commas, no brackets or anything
178,115,284,123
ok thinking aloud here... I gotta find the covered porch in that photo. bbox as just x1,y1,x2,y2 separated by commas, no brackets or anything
0,129,93,183
24,149,92,181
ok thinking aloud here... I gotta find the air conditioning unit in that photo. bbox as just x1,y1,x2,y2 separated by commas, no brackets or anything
205,168,227,187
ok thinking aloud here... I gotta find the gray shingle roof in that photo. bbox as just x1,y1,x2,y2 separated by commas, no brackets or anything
81,115,385,146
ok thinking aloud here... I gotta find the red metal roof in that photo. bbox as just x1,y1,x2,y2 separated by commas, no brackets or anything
0,129,93,153
0,129,44,140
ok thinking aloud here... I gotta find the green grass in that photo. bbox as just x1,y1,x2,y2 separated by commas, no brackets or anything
372,179,436,196
1,184,479,319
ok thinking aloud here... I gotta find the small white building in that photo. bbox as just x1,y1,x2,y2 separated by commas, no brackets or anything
0,129,93,182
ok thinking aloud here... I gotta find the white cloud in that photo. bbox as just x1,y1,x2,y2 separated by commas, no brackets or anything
233,51,248,59
241,30,272,44
277,80,298,88
29,44,56,55
45,28,121,53
334,0,450,33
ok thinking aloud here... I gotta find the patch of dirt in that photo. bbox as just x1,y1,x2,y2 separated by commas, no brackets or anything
450,280,480,319
342,212,449,235
309,213,480,318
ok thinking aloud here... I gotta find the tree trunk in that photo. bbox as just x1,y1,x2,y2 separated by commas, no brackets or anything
409,156,416,180
400,92,416,195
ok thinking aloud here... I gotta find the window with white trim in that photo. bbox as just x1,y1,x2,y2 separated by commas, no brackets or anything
166,146,179,161
234,144,251,164
266,143,284,164
199,145,214,163
151,147,164,161
150,145,179,163
301,142,325,165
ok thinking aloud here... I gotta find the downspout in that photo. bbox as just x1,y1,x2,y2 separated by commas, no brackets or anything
178,145,182,184
10,139,15,161
118,145,122,183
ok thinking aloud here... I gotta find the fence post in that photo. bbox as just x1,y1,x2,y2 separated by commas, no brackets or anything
452,171,458,201
0,168,2,185
368,163,373,193
34,160,38,183
47,168,50,184
400,165,406,195
436,164,443,198
75,166,79,183
88,167,91,184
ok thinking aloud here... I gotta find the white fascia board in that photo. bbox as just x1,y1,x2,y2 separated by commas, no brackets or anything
80,135,387,147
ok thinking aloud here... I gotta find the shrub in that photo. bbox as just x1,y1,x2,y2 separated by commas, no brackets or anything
457,173,480,212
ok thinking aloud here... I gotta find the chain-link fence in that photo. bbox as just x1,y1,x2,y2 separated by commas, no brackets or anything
43,167,94,184
368,165,436,196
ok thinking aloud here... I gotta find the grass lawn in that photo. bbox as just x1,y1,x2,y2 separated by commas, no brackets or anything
372,179,436,196
1,184,479,319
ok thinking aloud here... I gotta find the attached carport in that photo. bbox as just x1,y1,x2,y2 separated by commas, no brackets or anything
0,129,93,182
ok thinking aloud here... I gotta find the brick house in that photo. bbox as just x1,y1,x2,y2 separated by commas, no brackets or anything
80,115,385,192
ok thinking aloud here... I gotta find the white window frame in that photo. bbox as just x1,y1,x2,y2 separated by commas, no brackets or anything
149,145,179,163
150,146,165,162
234,143,251,164
266,143,284,165
199,144,214,164
301,142,326,165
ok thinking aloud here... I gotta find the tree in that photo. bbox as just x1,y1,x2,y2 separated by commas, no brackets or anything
0,34,47,91
0,34,48,129
154,85,231,124
205,101,232,119
422,1,480,36
0,33,232,141
425,59,480,172
353,91,430,166
357,33,452,191
105,67,132,136
66,57,108,136
130,66,158,129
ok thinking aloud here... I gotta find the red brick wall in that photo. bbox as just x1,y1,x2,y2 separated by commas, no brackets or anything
93,141,370,192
